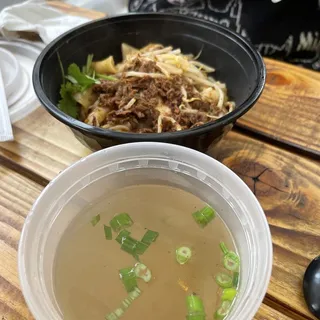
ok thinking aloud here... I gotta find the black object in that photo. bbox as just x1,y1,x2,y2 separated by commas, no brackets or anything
129,0,320,72
33,13,266,152
303,256,320,319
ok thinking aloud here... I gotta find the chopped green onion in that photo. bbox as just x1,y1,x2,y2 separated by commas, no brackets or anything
141,230,159,245
119,267,137,293
122,297,131,309
219,242,229,255
104,225,112,240
91,214,100,226
135,241,149,255
121,236,138,255
176,246,192,265
215,273,233,288
134,263,152,282
121,287,142,309
128,287,141,300
186,294,205,314
116,230,131,244
84,54,94,76
57,52,65,84
192,205,215,228
97,73,118,81
186,294,206,320
106,308,124,320
214,300,232,319
186,315,206,320
233,272,240,288
223,251,240,272
106,313,118,320
221,288,237,301
120,234,150,258
110,213,133,232
106,287,141,319
65,75,78,84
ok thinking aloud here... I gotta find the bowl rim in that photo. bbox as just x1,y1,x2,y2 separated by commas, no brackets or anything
33,12,266,140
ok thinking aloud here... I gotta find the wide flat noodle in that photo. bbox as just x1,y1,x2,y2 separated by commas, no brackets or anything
78,43,235,133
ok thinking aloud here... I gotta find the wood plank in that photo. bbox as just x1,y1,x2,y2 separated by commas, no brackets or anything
0,165,292,320
1,110,320,318
48,1,320,155
0,166,42,320
209,131,320,320
255,303,296,320
238,59,320,156
0,108,91,181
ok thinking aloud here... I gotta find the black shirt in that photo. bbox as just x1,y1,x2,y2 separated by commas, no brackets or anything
129,0,320,71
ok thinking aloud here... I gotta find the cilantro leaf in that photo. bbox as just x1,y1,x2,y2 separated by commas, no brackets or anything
57,54,100,119
67,63,97,89
58,82,80,118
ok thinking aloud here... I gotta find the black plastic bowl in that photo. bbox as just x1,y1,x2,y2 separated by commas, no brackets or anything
33,13,265,152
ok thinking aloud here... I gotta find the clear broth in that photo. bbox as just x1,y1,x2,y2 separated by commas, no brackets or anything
54,184,237,319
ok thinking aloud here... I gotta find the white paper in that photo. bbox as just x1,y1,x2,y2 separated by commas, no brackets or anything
0,68,13,142
65,0,128,16
0,0,91,44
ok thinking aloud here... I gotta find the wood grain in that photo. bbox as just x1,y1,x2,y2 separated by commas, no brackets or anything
0,164,292,320
0,108,91,181
238,59,320,156
1,109,319,318
48,1,320,155
0,166,42,320
255,304,295,320
210,131,320,320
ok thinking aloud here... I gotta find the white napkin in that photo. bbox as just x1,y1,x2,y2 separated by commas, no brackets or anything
66,0,128,16
0,0,91,44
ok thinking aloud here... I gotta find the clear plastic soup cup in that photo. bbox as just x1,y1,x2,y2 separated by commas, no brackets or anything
18,142,273,320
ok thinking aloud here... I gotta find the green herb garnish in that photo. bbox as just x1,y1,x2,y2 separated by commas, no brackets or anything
219,242,240,272
58,82,80,118
104,225,112,240
96,73,118,81
122,287,141,309
223,251,240,272
135,241,149,255
106,308,124,320
66,63,98,90
120,234,151,259
233,272,240,288
219,242,229,255
119,267,137,293
186,294,206,320
106,287,141,320
110,213,133,232
57,52,65,84
84,54,94,76
214,301,232,320
57,54,99,118
141,230,159,245
121,236,138,256
134,263,152,282
192,205,215,228
215,273,233,288
221,288,237,301
116,229,131,244
91,214,100,227
176,246,192,265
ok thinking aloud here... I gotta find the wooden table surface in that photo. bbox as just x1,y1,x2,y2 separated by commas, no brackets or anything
0,2,319,320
